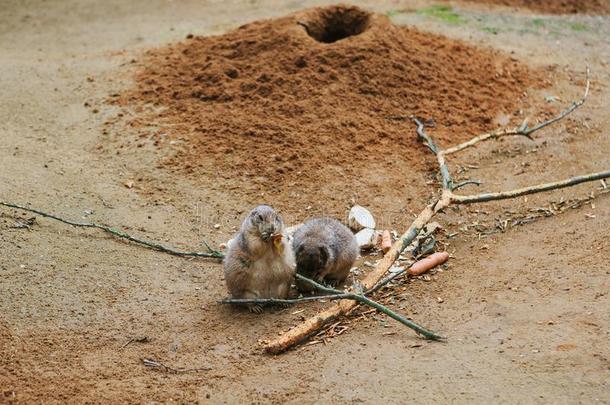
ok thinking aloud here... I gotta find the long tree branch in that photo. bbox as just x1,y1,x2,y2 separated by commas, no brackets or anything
0,201,224,259
219,294,350,305
453,170,610,204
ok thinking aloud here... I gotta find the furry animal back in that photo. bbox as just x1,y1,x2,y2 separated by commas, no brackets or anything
292,217,358,289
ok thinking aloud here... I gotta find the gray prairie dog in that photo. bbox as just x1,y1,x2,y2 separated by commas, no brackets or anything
293,217,358,291
223,205,296,313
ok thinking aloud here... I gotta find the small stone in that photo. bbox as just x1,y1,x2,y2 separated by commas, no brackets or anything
348,205,376,232
355,228,377,250
214,223,221,229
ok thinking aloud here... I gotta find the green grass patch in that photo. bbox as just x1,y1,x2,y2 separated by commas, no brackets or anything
481,26,499,34
385,9,402,17
568,22,587,31
531,18,545,27
416,5,464,25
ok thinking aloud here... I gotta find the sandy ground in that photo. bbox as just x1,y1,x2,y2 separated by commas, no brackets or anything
1,0,609,403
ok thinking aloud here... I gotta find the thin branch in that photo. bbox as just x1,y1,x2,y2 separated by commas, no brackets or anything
443,67,590,156
413,116,453,190
142,358,211,373
295,275,444,341
366,266,411,295
221,274,443,341
355,294,443,340
0,201,224,259
219,294,350,305
453,169,610,204
452,180,482,190
522,66,590,135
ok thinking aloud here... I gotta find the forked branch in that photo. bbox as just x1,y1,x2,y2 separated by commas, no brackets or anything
221,274,443,342
265,67,609,354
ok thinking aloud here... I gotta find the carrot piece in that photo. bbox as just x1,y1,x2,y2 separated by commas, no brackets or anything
407,252,449,276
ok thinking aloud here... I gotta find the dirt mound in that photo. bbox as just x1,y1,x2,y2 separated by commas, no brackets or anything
116,5,546,204
464,0,610,14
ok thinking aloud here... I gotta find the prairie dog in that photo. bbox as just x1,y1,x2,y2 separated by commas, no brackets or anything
223,205,296,313
292,217,358,290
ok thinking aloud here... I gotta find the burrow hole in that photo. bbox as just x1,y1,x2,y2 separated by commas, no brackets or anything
301,6,371,44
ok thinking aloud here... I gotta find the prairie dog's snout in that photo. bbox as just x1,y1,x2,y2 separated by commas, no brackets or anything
296,245,329,280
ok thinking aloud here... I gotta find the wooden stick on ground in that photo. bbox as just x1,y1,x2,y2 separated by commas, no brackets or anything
265,67,610,354
0,201,224,259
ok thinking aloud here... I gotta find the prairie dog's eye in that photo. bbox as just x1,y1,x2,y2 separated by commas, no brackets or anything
255,213,263,222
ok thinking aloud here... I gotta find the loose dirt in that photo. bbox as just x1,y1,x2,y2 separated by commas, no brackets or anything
116,5,547,214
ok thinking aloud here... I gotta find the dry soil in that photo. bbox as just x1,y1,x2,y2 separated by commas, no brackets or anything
1,0,609,403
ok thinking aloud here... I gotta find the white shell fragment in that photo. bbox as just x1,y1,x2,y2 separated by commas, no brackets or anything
355,228,377,250
348,205,376,232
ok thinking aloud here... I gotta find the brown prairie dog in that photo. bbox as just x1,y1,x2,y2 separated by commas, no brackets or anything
292,217,358,290
223,205,295,313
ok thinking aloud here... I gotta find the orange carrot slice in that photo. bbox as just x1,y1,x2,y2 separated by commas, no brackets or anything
407,252,449,276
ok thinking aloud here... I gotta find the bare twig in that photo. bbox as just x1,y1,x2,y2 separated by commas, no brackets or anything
443,67,590,156
452,180,482,190
219,294,350,305
0,201,224,259
294,275,443,340
142,358,211,373
121,336,150,349
414,117,453,189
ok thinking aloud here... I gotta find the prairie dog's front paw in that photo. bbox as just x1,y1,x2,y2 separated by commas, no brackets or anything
248,304,264,314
